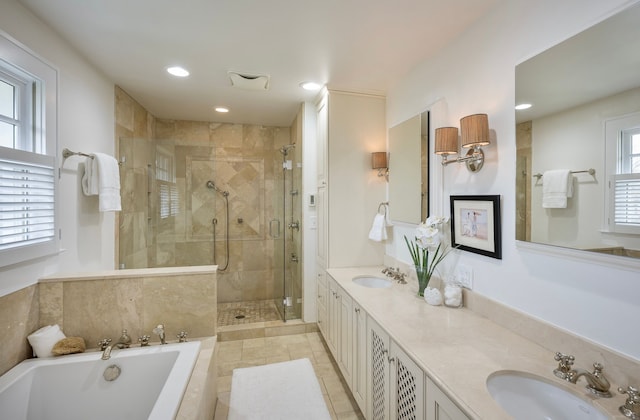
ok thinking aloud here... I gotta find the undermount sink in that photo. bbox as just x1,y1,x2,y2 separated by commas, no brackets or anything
486,371,609,420
352,275,392,289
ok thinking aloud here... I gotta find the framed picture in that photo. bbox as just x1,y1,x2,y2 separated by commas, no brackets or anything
450,195,502,259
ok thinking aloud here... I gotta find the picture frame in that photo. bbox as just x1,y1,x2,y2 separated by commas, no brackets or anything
450,195,502,259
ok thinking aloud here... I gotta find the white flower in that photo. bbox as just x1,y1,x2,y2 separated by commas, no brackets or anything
425,216,449,227
414,216,448,250
415,224,440,249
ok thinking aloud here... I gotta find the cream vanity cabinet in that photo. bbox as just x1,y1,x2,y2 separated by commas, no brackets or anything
426,377,469,420
367,317,425,420
351,300,368,412
316,267,328,336
322,275,368,413
326,276,354,386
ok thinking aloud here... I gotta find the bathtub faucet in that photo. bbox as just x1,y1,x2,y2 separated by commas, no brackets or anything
100,330,133,360
153,324,166,344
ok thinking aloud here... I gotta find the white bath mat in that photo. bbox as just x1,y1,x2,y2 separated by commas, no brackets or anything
228,358,331,420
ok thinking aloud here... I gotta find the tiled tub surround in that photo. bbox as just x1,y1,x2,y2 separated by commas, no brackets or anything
327,266,640,420
0,266,217,377
39,266,218,348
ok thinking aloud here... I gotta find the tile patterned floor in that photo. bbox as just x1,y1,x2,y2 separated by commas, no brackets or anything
214,332,365,420
217,300,281,327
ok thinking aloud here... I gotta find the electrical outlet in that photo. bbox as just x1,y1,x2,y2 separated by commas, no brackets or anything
456,264,473,289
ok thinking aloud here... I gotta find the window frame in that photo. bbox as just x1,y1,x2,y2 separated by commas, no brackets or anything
604,112,640,235
0,31,58,268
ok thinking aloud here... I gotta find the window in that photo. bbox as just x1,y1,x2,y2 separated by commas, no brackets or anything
605,114,640,234
0,33,58,268
156,148,178,219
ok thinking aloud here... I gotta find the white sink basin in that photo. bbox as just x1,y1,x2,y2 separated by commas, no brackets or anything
486,371,608,420
352,275,392,288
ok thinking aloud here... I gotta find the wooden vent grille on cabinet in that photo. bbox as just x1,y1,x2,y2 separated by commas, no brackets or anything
396,359,418,419
371,330,387,420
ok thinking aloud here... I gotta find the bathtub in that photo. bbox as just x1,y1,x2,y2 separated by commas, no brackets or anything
0,341,201,420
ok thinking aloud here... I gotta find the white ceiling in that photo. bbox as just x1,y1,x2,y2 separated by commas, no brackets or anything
19,0,500,126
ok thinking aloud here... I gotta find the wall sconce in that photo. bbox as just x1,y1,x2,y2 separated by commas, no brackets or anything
435,113,490,173
371,152,389,180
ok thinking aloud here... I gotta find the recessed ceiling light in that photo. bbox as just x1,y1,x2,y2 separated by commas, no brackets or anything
515,103,532,110
300,81,322,91
215,107,229,113
167,66,190,77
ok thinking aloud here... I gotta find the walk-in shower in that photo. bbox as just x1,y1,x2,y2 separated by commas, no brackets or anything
117,124,302,327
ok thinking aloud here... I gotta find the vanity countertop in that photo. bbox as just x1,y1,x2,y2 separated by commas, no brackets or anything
326,266,627,420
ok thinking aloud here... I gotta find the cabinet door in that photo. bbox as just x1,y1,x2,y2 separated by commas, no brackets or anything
367,317,390,420
390,341,425,420
327,277,340,356
426,377,469,420
338,291,353,386
317,268,327,336
351,301,368,412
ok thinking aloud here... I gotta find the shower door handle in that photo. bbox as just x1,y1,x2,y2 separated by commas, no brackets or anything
269,219,281,238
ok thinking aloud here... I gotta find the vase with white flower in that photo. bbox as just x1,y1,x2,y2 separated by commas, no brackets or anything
404,216,452,297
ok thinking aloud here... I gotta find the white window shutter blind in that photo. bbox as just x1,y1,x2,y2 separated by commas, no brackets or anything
0,147,57,266
610,173,640,234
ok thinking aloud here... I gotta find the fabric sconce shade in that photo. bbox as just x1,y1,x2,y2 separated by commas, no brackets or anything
435,127,459,156
371,152,388,169
460,113,490,148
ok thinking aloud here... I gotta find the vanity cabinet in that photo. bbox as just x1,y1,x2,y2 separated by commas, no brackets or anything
351,300,368,412
426,377,469,420
316,267,327,336
367,317,425,420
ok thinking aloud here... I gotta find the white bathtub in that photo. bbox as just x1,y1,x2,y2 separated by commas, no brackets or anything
0,341,201,420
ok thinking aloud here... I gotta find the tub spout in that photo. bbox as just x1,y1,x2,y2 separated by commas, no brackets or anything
153,324,166,345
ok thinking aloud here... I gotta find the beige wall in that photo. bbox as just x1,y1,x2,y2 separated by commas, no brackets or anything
0,268,216,376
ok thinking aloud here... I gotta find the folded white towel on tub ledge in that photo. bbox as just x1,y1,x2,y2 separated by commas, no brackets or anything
228,358,331,420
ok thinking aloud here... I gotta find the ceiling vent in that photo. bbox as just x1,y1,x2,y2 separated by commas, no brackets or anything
228,71,270,91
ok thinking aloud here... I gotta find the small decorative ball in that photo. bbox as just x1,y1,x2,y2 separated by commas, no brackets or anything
423,287,443,306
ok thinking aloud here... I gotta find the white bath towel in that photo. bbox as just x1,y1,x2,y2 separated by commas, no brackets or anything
228,358,331,420
542,169,573,208
368,213,388,242
81,153,121,212
81,157,98,196
27,324,66,358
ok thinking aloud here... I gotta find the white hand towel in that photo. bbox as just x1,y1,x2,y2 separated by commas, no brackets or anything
542,169,573,208
81,157,99,196
368,213,388,242
93,152,122,212
27,324,66,358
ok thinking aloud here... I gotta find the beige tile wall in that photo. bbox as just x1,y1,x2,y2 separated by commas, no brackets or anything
0,285,40,376
39,269,217,348
0,268,216,376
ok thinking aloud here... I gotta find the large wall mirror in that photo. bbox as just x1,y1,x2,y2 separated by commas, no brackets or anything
515,3,640,260
389,111,429,223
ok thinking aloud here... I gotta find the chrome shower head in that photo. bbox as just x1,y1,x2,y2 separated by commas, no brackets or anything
206,180,229,197
279,144,295,155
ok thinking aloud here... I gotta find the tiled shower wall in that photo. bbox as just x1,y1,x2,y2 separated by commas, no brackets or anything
115,87,296,304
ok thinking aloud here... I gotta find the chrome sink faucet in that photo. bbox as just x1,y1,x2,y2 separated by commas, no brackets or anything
553,352,612,397
382,266,406,284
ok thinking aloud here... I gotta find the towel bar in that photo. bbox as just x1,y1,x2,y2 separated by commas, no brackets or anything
533,168,595,179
